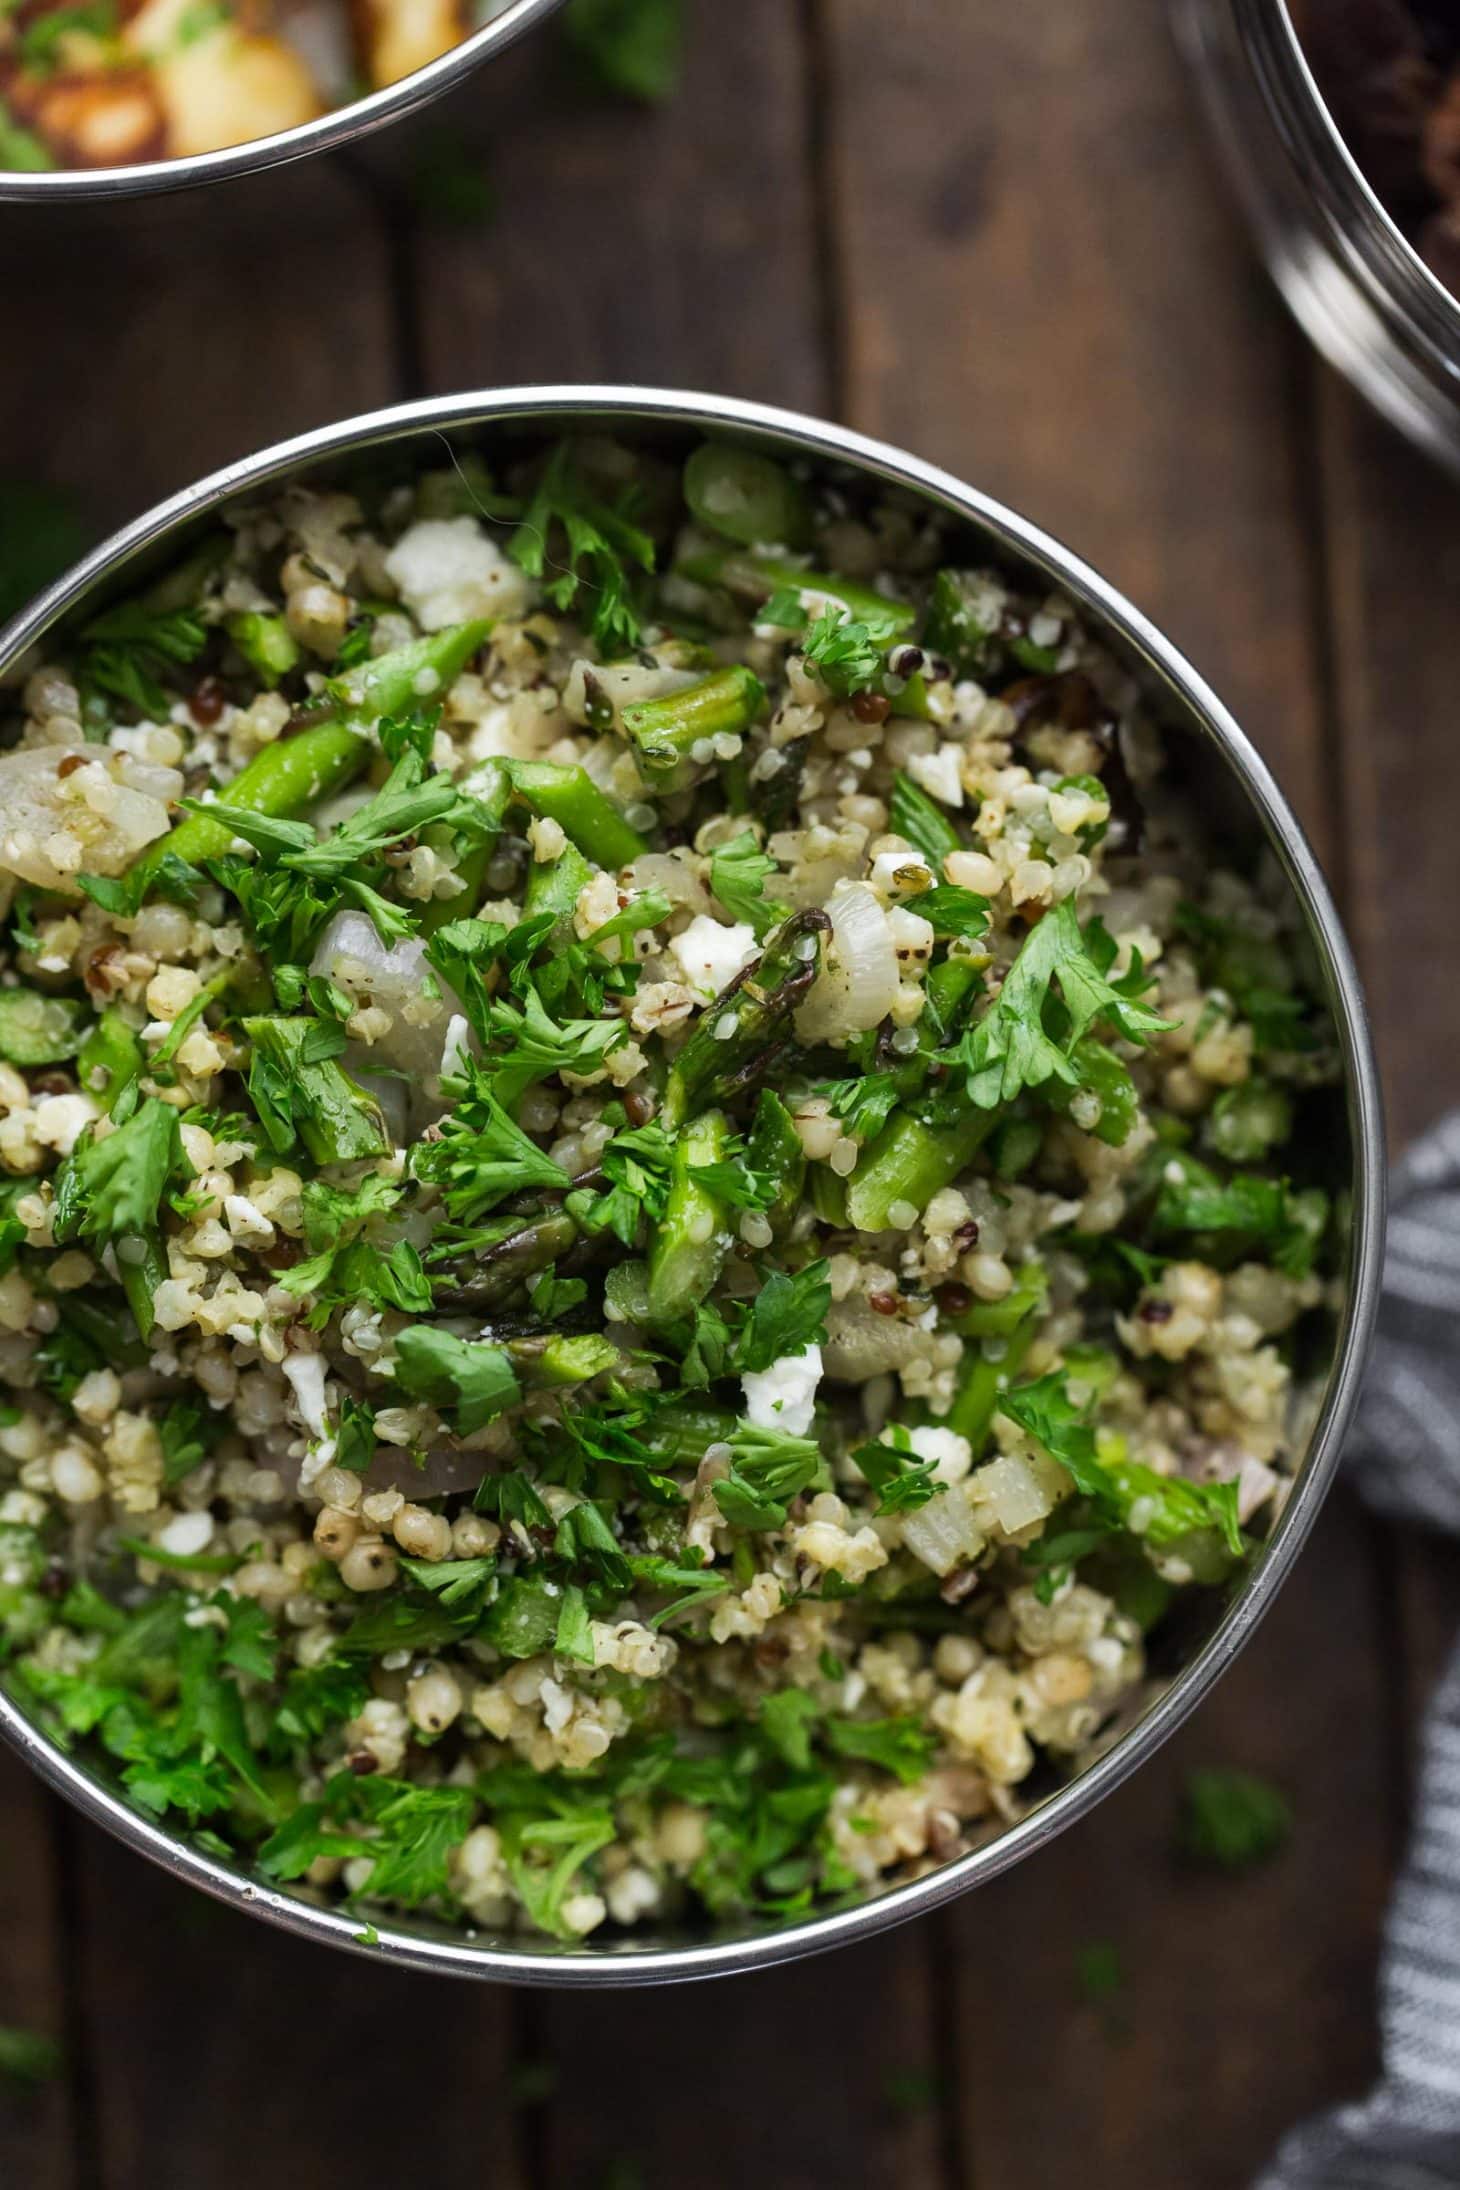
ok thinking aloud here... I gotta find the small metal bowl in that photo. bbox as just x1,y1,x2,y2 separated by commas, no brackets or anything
1174,0,1460,475
0,0,563,203
0,387,1386,1985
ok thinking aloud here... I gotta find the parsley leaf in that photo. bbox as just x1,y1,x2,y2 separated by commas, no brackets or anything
851,1427,940,1515
158,1398,223,1486
713,1423,822,1530
801,610,883,698
813,1073,901,1144
953,899,1172,1109
1177,1768,1291,1871
736,1260,831,1374
392,1326,521,1432
53,1097,184,1245
80,598,206,719
0,2027,62,2090
507,442,655,655
475,984,628,1109
1000,1371,1244,1559
410,1069,570,1223
824,1714,937,1785
889,771,961,867
562,0,683,103
710,831,789,939
1153,1154,1329,1278
242,1017,389,1165
903,885,989,940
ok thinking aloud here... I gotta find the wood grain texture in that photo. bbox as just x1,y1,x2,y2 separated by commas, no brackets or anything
0,1764,72,2190
1317,374,1460,1146
0,162,396,536
409,0,825,409
70,1818,527,2190
820,0,1334,856
525,1928,946,2189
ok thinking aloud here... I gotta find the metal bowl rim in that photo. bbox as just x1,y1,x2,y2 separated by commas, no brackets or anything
0,383,1387,1985
1244,0,1460,347
0,0,564,202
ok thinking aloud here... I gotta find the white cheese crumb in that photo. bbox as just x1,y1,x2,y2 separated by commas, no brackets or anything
281,1351,330,1441
905,745,965,809
668,915,757,1002
384,518,534,632
908,1423,974,1487
32,1092,99,1156
156,1510,215,1559
224,1193,276,1247
741,1344,823,1438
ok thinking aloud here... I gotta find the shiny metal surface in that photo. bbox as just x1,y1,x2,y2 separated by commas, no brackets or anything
0,386,1387,1985
1174,0,1460,474
0,0,563,203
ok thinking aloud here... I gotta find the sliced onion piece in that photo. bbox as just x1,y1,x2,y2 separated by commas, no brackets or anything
901,1483,985,1576
967,1451,1068,1539
793,880,899,1044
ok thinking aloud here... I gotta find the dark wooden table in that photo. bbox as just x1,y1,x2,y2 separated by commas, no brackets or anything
1,4,1453,2182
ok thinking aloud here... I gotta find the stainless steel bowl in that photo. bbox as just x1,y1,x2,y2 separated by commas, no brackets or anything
0,386,1386,1985
1174,0,1460,474
0,0,563,203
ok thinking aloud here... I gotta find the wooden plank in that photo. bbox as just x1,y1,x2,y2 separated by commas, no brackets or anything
72,1818,528,2190
821,0,1334,855
0,164,397,537
410,0,825,408
0,1763,73,2190
821,2,1394,2181
1317,376,1460,1148
527,1930,946,2190
940,1493,1388,2190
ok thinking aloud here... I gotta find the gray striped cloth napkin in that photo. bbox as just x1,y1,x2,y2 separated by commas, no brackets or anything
1259,1118,1460,2188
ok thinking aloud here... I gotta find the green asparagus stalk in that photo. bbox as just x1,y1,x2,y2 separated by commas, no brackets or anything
523,837,594,946
507,759,646,870
74,1009,143,1113
620,666,766,784
682,443,811,549
226,611,301,688
647,1108,732,1326
419,758,513,938
510,1332,620,1388
661,908,829,1130
325,619,492,729
678,546,916,644
135,718,370,888
747,1089,806,1238
845,1110,995,1234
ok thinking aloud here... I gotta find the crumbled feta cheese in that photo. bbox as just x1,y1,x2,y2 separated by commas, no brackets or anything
384,518,534,632
668,915,757,1001
223,1194,276,1247
908,1423,974,1487
440,1013,471,1081
905,744,964,808
32,1092,98,1155
281,1351,330,1441
156,1509,215,1559
741,1344,823,1437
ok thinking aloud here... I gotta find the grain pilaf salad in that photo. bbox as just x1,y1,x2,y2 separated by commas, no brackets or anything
0,436,1339,1940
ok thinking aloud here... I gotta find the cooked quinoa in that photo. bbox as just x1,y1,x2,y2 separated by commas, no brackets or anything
0,434,1340,1941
